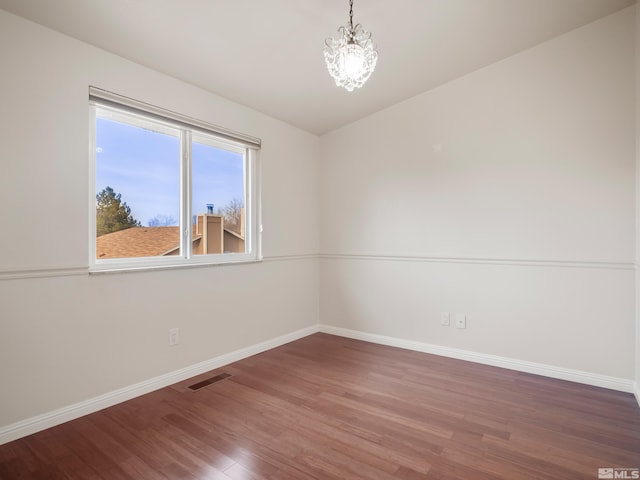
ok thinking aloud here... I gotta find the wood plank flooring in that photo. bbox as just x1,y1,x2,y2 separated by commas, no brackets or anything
1,333,639,479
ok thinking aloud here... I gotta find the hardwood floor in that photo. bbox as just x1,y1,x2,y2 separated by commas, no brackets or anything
1,333,639,479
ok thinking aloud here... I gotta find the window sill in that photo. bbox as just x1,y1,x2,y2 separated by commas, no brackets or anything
89,256,262,275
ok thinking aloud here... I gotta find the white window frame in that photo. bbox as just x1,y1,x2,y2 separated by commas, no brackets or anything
89,87,262,273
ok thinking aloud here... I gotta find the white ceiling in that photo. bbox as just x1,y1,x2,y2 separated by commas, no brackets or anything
0,0,635,135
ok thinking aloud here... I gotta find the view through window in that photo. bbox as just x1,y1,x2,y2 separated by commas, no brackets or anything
90,90,260,270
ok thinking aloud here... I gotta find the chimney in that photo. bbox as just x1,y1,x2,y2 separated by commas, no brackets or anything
195,211,223,254
206,203,214,214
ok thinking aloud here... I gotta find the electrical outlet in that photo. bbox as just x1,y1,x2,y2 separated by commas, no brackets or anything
455,314,466,329
169,328,179,346
440,312,450,326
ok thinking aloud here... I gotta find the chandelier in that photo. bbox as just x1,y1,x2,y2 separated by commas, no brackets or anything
324,0,378,92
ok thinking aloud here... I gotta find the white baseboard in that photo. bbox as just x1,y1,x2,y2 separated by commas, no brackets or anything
0,325,319,446
2,323,636,446
318,325,636,394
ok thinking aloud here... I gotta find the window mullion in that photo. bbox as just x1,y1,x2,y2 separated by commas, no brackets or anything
181,130,192,260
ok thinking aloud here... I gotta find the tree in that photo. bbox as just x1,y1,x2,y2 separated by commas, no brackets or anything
148,214,176,227
96,186,141,237
216,198,244,235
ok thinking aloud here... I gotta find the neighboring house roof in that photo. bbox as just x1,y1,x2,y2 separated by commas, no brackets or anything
96,222,242,259
96,227,185,259
224,228,243,240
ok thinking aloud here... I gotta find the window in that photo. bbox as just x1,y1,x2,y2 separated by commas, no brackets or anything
89,87,261,272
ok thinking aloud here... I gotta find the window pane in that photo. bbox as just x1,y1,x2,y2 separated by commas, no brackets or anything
95,113,181,260
192,137,246,255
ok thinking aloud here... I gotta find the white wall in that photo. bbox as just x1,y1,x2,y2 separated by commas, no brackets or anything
0,9,320,429
320,7,636,380
635,4,640,396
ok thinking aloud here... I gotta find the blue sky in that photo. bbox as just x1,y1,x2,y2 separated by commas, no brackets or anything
96,117,244,226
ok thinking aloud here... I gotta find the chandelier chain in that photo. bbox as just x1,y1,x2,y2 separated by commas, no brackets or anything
349,0,354,31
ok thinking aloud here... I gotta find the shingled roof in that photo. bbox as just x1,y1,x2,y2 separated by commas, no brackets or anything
96,227,186,259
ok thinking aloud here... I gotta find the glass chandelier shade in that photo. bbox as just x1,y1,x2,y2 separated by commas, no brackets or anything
324,1,378,92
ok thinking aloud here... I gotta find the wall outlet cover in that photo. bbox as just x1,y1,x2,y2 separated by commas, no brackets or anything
169,328,180,346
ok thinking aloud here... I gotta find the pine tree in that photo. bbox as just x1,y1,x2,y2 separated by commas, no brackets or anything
96,186,141,237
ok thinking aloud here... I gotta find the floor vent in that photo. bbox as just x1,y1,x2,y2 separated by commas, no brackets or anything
188,373,232,391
